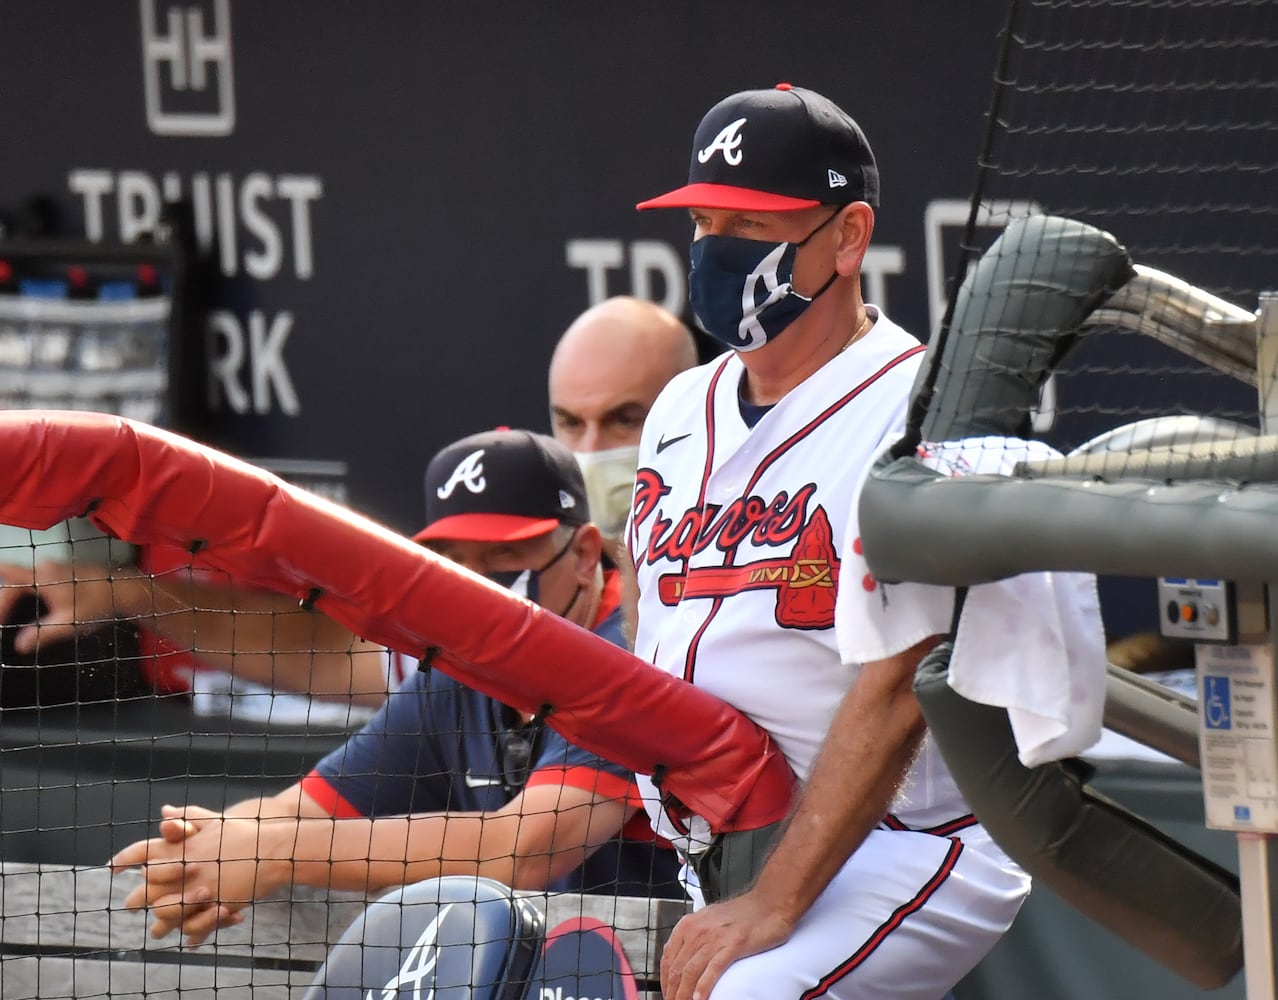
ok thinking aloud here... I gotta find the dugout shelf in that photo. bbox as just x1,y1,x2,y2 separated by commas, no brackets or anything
0,694,355,866
0,864,680,999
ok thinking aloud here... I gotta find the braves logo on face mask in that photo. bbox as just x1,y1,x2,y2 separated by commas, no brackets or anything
688,209,841,353
436,449,486,499
697,117,747,166
689,236,812,352
738,242,794,348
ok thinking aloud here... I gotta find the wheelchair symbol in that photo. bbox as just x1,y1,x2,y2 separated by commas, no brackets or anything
1204,676,1231,730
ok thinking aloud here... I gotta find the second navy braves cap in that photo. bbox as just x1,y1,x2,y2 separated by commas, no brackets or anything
414,428,590,544
636,83,879,213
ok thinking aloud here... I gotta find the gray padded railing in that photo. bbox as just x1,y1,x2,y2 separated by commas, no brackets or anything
863,213,1254,988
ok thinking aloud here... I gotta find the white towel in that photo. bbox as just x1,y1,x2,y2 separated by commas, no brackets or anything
838,436,1107,768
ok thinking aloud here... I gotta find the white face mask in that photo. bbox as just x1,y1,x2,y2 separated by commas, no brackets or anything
573,444,641,536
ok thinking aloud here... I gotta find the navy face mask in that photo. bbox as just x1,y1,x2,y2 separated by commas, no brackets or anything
486,529,581,615
688,208,841,352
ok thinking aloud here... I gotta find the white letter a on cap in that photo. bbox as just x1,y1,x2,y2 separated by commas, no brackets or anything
437,449,486,499
698,117,747,166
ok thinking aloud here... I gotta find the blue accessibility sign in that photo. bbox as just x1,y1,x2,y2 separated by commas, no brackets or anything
1204,675,1231,730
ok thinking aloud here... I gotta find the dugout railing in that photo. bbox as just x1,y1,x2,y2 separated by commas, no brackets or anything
862,213,1278,997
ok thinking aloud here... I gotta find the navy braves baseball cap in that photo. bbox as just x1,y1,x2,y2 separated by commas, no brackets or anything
636,83,879,212
413,428,590,544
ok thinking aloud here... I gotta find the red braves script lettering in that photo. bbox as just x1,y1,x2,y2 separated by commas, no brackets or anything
633,469,817,562
634,470,839,628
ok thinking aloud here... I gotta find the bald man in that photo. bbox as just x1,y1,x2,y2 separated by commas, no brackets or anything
549,296,698,539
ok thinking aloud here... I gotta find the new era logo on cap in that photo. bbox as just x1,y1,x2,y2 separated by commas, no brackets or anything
415,429,590,544
637,83,879,213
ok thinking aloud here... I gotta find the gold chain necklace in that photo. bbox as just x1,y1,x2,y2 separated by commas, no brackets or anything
841,312,874,353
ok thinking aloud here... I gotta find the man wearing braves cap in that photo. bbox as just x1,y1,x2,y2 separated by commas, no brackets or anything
415,428,598,619
627,85,1029,999
113,428,682,943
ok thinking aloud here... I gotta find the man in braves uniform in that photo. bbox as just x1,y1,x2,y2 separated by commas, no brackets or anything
627,85,1032,999
112,429,682,943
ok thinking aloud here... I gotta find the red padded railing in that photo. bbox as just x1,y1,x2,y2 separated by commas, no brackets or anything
0,411,796,832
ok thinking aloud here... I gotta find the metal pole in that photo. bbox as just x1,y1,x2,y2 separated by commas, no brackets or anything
1242,291,1278,998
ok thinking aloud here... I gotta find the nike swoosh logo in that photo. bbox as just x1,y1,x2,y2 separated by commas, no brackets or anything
656,433,692,454
463,772,504,788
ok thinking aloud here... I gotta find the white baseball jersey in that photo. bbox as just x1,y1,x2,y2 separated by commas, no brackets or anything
628,308,1030,998
629,309,972,841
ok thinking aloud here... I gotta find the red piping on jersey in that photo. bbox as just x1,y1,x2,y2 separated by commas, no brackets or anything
525,764,642,809
681,596,725,686
798,837,965,998
530,760,675,848
679,344,926,685
658,618,695,835
677,356,733,685
695,356,733,523
750,346,925,480
621,808,674,847
881,812,979,837
303,763,644,821
300,771,364,818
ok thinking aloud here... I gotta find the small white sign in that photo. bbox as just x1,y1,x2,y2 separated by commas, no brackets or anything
1197,642,1278,831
